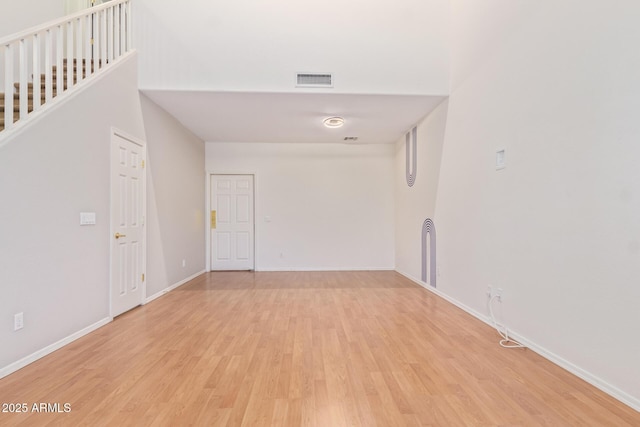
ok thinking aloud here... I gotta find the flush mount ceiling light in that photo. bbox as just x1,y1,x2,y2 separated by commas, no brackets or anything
323,116,345,128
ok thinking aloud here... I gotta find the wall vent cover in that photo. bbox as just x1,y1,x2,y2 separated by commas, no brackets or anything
296,73,333,88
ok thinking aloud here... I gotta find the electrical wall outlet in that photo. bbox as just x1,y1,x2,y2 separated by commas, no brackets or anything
487,286,503,302
14,312,24,331
182,259,186,268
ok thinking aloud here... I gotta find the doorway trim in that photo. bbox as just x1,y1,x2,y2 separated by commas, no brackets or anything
205,170,257,271
109,127,147,317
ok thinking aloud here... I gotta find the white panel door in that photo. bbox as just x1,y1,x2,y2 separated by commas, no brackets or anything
111,132,146,317
211,175,254,270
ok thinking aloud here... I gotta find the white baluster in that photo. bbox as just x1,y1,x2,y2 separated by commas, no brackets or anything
119,4,124,56
4,43,13,130
32,33,41,110
108,6,114,62
100,10,107,67
92,13,98,72
56,25,63,98
19,39,28,120
114,4,120,60
45,30,52,103
85,14,93,78
126,0,132,51
67,21,74,91
76,18,83,83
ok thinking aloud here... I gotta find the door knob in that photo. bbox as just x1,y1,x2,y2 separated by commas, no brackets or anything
114,232,126,239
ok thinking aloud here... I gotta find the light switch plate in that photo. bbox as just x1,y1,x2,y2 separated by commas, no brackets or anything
496,149,506,170
14,312,24,331
80,212,96,225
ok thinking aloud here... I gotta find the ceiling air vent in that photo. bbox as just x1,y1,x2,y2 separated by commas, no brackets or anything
296,73,333,88
343,137,359,142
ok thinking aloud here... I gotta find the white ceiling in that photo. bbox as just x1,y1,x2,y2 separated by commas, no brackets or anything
135,0,449,145
142,90,446,144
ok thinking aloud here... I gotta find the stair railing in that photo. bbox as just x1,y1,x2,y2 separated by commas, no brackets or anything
0,0,132,133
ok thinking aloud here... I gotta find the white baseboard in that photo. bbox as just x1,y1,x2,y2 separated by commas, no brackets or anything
255,267,395,272
144,270,206,304
395,269,640,413
0,317,112,380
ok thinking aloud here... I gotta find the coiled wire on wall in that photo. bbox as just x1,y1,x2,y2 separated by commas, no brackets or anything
489,295,526,349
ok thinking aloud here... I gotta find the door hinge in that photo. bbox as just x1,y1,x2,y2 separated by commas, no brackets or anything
141,160,145,169
90,38,94,45
141,273,145,282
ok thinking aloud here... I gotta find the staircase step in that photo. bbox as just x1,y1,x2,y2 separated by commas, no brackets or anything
15,81,67,91
0,99,35,113
0,92,46,132
40,74,81,84
52,65,95,73
0,113,20,131
53,59,99,72
0,92,47,102
62,58,98,65
1,58,101,132
0,99,34,116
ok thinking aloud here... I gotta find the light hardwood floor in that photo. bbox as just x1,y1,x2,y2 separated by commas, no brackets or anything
0,271,638,426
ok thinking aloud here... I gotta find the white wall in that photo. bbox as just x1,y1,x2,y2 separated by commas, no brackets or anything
0,54,207,375
206,142,395,271
64,0,89,15
0,0,65,37
134,0,449,95
396,0,640,409
141,94,206,298
0,54,145,371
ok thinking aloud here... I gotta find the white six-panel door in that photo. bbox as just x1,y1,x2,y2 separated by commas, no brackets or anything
210,175,254,270
111,131,146,317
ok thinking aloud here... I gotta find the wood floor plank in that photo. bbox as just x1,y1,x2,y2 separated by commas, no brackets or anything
0,271,638,426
